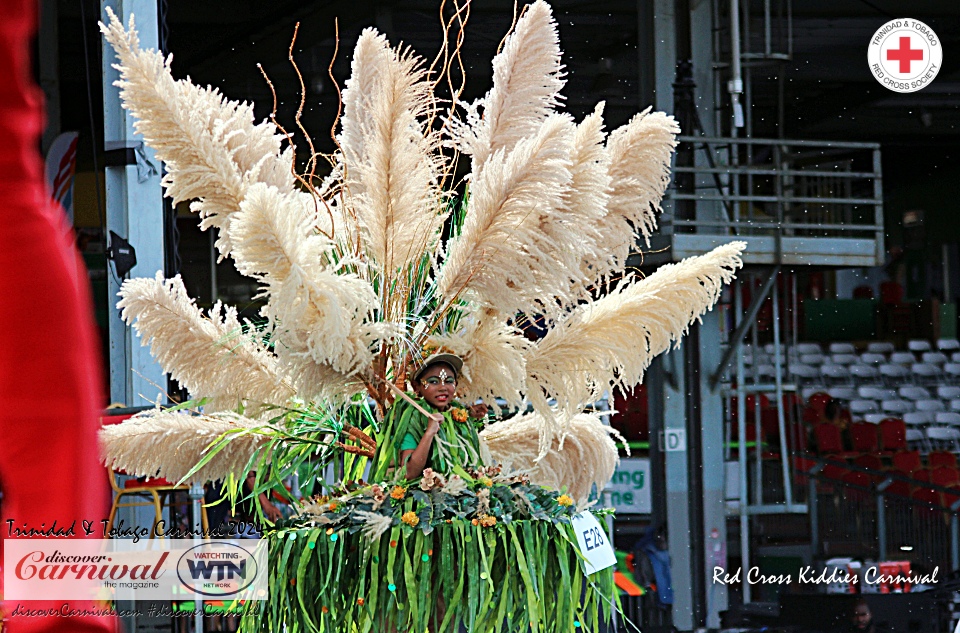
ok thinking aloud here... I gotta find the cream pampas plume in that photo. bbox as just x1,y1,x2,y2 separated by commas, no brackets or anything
118,273,294,412
525,242,746,454
430,314,530,411
100,10,294,259
481,411,626,507
594,109,680,280
450,0,565,169
339,29,445,273
100,410,270,485
438,114,575,315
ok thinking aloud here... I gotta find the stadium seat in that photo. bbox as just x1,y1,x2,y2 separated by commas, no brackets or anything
800,353,826,366
879,363,910,385
908,340,932,353
813,424,851,456
864,413,886,424
849,364,879,383
859,386,896,401
796,343,823,355
890,352,916,366
827,386,857,401
944,363,960,378
893,450,922,472
850,400,879,415
925,427,960,451
881,399,913,415
831,353,859,366
903,411,932,426
882,468,913,498
930,466,960,488
820,364,851,385
789,363,820,380
829,343,856,355
879,418,907,451
854,453,884,472
935,412,960,426
922,352,948,366
867,342,895,354
912,363,941,384
937,386,960,400
905,428,926,450
850,422,878,452
899,386,931,401
860,352,886,365
928,451,957,469
917,399,946,413
937,339,960,353
951,399,960,413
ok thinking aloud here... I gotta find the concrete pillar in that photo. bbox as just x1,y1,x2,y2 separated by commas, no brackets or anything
101,0,166,406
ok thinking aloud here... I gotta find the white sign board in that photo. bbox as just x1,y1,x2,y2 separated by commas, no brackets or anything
604,457,652,514
665,429,686,452
571,512,617,575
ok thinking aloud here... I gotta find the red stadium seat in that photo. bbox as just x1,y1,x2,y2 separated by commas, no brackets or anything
850,422,878,452
879,418,907,451
929,451,957,469
892,450,922,472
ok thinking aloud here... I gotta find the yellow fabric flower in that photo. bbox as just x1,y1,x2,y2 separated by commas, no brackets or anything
479,476,493,487
390,485,407,500
401,511,420,527
451,407,468,423
557,494,573,507
480,515,497,527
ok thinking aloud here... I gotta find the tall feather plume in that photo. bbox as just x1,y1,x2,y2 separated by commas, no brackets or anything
100,410,270,485
100,10,294,259
339,29,445,273
481,411,625,507
525,242,746,455
438,114,575,315
449,0,565,169
545,103,612,311
430,313,530,411
592,109,680,282
118,273,295,412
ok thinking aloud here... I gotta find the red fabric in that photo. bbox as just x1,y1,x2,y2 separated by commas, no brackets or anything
892,450,922,472
0,0,116,630
929,451,957,469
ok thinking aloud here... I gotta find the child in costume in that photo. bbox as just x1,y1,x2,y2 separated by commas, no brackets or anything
372,353,489,482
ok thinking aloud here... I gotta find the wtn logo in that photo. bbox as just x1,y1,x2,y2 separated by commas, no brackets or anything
185,559,247,581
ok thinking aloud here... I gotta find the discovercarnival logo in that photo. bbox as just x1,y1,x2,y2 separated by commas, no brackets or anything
868,18,942,93
3,538,267,601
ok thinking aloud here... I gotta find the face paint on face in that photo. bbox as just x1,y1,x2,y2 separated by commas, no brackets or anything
414,363,457,410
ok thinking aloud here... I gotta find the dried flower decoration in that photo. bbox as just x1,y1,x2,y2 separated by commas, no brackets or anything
401,511,420,527
419,468,446,491
451,407,469,423
390,485,407,501
557,494,573,506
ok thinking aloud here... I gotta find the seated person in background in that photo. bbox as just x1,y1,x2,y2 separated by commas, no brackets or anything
821,398,849,432
842,599,887,633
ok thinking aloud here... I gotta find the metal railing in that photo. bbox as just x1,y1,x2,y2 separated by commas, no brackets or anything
664,136,884,262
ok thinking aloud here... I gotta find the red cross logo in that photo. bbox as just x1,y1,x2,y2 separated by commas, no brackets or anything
886,36,924,73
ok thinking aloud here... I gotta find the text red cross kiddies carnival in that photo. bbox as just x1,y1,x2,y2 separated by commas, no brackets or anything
887,36,924,73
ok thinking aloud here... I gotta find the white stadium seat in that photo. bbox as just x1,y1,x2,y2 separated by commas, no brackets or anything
859,386,896,401
937,339,960,352
881,399,913,415
898,386,931,401
867,342,895,354
903,411,932,426
829,343,856,355
850,400,879,414
859,352,886,365
828,387,857,401
936,386,960,400
796,343,823,355
908,339,932,353
922,352,948,366
916,399,946,413
849,364,879,382
890,352,916,365
935,412,960,426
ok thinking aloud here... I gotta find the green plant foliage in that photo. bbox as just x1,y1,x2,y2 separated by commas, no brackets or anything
239,517,615,633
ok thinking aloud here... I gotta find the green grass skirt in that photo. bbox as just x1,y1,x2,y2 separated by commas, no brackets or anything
240,518,616,632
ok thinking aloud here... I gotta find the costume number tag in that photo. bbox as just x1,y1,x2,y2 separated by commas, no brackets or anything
571,512,617,575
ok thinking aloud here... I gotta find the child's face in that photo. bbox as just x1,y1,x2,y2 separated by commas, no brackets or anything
414,363,457,410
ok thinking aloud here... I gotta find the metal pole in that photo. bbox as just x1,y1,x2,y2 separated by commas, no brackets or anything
877,491,887,561
729,0,744,130
772,282,793,505
736,282,751,604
